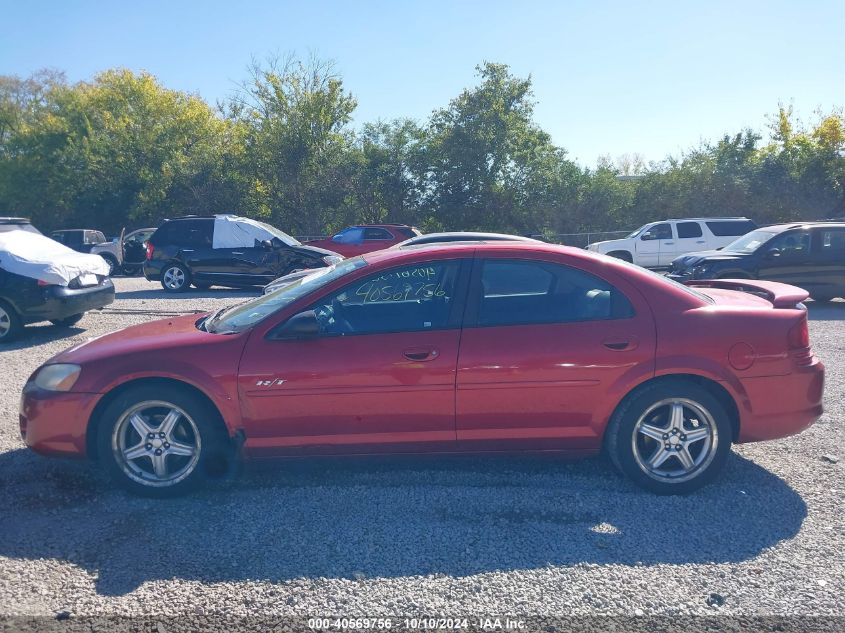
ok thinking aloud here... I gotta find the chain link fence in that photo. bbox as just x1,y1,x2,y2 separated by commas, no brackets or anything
294,230,632,248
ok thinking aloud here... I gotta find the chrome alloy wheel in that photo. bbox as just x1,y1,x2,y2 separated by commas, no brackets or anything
162,266,186,290
632,398,718,483
111,401,201,487
0,305,10,339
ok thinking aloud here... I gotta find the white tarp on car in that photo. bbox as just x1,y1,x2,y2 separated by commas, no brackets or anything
212,215,297,249
0,230,110,286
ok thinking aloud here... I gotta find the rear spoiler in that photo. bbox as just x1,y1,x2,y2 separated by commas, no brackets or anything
684,279,809,309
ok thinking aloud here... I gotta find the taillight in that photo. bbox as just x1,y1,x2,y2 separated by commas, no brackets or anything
145,242,154,260
788,317,809,349
37,279,52,287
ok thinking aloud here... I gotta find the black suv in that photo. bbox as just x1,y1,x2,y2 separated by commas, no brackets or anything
668,222,845,301
0,218,115,342
143,215,343,292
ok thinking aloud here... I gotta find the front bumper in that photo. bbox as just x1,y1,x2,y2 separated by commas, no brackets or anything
20,279,115,324
20,384,101,457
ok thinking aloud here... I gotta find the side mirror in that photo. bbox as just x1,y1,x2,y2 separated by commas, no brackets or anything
260,239,273,250
765,248,781,259
270,310,319,340
640,231,656,241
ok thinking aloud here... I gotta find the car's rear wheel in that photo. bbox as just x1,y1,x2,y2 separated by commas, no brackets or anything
605,380,732,494
0,300,24,343
161,263,190,293
50,313,85,327
97,385,231,497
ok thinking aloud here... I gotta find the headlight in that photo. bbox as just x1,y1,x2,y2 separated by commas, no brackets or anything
33,364,82,392
691,264,712,278
322,255,343,266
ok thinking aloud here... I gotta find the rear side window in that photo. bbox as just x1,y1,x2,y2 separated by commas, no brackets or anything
818,228,845,257
705,220,757,236
154,220,212,247
476,259,634,327
397,227,419,238
363,227,393,241
677,222,703,238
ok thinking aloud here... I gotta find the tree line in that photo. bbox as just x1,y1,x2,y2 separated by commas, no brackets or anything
1,57,843,238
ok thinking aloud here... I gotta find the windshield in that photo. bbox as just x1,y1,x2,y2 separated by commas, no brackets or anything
722,229,777,254
0,223,40,235
206,257,367,334
256,220,301,246
626,225,647,239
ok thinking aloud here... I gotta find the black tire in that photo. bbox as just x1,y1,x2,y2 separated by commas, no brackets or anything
121,264,141,277
605,379,733,495
100,254,119,277
0,299,24,343
50,313,85,327
96,384,232,497
160,263,191,293
607,250,634,263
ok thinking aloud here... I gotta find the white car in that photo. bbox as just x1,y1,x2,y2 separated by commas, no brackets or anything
586,217,758,268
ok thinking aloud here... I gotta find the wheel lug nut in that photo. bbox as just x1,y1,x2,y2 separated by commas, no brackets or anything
145,443,152,450
159,432,166,438
155,449,162,456
681,435,686,440
164,443,170,449
662,434,668,440
147,433,154,439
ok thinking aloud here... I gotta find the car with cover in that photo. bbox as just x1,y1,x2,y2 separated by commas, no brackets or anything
668,222,845,302
143,215,343,292
586,217,758,267
0,218,115,342
21,242,823,496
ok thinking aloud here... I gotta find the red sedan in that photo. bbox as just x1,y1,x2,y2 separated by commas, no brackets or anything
306,224,420,257
20,243,824,496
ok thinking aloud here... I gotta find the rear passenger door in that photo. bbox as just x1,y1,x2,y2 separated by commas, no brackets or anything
808,227,845,298
171,220,219,279
455,256,656,451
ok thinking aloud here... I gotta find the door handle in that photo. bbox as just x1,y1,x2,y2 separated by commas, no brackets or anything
664,241,674,245
603,336,639,351
181,249,194,253
403,348,439,361
696,240,705,244
232,251,244,256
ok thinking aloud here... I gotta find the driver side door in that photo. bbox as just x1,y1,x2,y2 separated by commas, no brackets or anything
237,258,471,456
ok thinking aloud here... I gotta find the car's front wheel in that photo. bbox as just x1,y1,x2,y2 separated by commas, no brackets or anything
97,385,231,497
161,263,191,293
605,380,732,494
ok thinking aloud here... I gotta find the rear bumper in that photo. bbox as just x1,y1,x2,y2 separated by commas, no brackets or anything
736,358,825,443
143,261,162,281
20,280,114,324
20,385,101,457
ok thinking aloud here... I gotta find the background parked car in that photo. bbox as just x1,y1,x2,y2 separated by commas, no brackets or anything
121,227,156,276
50,228,125,275
393,231,542,248
306,224,421,256
144,215,343,292
669,222,845,301
586,217,758,267
0,218,114,342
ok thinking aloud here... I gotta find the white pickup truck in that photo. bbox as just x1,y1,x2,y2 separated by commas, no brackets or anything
586,217,757,268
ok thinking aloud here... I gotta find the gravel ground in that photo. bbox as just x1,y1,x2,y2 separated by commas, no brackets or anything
0,277,843,618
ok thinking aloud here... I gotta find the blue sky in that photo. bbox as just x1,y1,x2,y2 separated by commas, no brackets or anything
2,0,844,166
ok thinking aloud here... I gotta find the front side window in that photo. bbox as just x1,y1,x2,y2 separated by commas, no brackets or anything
311,260,462,336
475,259,634,327
677,222,703,238
641,223,672,240
767,231,811,257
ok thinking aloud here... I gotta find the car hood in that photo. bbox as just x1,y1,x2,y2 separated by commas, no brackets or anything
672,250,749,268
293,243,342,258
50,313,229,366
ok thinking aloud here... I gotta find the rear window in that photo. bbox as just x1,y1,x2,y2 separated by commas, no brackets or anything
0,223,39,235
705,220,757,236
397,227,420,238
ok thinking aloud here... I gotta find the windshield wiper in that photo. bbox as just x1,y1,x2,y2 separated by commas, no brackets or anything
203,306,229,333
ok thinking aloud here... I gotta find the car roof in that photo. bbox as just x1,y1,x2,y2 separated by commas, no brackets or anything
401,231,538,243
754,222,845,233
659,217,753,222
0,217,32,224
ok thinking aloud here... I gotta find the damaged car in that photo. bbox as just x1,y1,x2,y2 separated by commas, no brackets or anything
0,218,115,342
